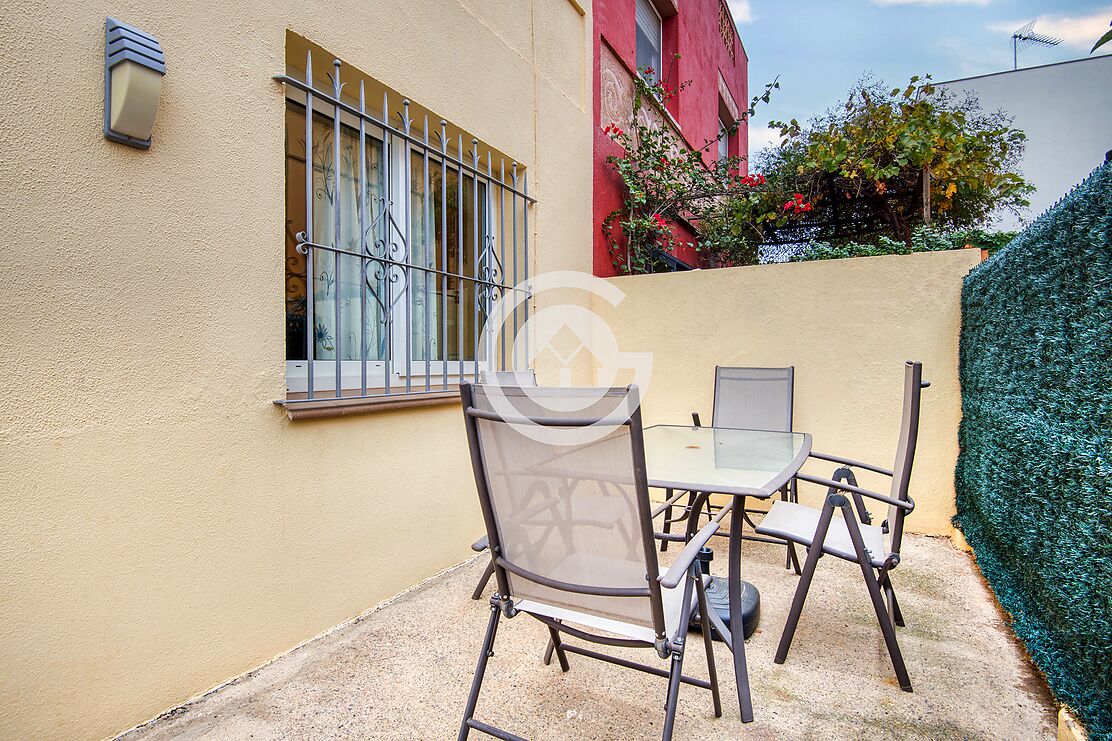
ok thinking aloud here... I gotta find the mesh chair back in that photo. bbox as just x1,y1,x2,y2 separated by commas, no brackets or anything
480,369,538,386
886,361,924,556
461,383,665,638
712,366,795,432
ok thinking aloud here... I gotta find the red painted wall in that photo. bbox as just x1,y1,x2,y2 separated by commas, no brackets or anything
593,0,749,276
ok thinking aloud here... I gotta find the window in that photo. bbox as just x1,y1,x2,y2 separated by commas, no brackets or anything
717,116,730,161
634,0,662,82
278,47,533,406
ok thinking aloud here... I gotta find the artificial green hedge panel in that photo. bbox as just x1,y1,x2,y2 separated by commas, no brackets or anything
955,160,1112,739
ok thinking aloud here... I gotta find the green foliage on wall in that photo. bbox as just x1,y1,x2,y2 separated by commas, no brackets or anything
790,225,1016,263
955,161,1112,739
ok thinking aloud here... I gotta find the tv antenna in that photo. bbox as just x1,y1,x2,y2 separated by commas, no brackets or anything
1012,21,1062,69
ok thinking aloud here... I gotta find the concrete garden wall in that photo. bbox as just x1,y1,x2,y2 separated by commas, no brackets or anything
596,249,981,535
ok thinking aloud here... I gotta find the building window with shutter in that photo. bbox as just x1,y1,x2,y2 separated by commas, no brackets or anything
635,0,662,82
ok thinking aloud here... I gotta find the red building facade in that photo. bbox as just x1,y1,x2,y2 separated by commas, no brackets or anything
593,0,748,276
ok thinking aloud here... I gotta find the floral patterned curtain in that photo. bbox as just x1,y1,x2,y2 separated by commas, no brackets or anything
309,114,387,361
285,101,485,369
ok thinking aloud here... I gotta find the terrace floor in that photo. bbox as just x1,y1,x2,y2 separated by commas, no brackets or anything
124,535,1056,740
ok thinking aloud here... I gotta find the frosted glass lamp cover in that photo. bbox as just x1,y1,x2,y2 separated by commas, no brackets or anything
104,18,166,149
109,61,162,141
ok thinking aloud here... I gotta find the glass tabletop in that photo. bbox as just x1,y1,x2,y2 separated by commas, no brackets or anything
643,425,811,497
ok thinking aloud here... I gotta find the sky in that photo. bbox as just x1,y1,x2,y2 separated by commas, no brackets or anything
727,0,1112,153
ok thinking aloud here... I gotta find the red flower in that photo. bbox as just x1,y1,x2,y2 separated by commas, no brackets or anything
801,203,812,212
783,201,794,211
644,66,654,75
793,193,804,203
756,174,766,185
651,213,668,229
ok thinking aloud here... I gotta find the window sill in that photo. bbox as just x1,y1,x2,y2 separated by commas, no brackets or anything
276,389,461,420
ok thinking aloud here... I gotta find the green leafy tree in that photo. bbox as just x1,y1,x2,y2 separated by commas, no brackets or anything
602,72,1027,272
759,75,1032,249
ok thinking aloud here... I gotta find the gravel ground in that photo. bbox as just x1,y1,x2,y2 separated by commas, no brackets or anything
123,534,1056,740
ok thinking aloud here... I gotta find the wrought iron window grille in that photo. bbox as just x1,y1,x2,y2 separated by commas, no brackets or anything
274,50,535,407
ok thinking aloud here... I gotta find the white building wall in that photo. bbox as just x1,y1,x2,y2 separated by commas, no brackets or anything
937,56,1112,230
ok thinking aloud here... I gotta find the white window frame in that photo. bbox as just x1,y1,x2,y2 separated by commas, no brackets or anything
718,115,730,161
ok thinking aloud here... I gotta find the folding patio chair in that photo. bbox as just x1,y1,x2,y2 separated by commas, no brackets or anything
469,369,538,601
755,361,927,691
660,366,801,573
458,382,723,741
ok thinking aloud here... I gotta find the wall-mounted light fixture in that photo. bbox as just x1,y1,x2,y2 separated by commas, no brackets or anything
104,17,166,149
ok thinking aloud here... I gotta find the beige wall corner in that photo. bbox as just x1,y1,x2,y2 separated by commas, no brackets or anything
1059,706,1088,741
598,249,981,535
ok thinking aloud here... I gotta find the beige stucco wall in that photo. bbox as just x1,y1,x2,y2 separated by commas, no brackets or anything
0,1,592,739
596,249,981,536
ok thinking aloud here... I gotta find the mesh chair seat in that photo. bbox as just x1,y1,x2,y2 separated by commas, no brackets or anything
756,501,888,568
516,573,712,645
458,382,724,739
713,366,794,431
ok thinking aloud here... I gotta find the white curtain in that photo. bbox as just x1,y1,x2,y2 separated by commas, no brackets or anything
409,150,440,362
310,116,387,361
307,117,485,367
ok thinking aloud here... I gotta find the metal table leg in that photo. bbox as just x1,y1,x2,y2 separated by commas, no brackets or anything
679,491,756,721
729,495,755,722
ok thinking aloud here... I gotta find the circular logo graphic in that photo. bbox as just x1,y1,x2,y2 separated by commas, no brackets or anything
477,271,653,445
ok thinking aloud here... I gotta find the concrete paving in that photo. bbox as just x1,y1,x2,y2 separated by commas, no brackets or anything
124,535,1056,740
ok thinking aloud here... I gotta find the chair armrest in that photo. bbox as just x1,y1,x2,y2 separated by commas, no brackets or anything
795,472,914,512
808,451,894,477
650,488,692,519
471,535,489,552
659,520,719,589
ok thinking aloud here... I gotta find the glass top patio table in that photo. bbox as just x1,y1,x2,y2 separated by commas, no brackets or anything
641,423,812,724
643,425,811,497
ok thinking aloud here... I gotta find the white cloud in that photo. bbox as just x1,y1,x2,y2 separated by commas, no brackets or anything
746,126,781,153
873,0,991,5
988,7,1112,51
725,0,753,23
